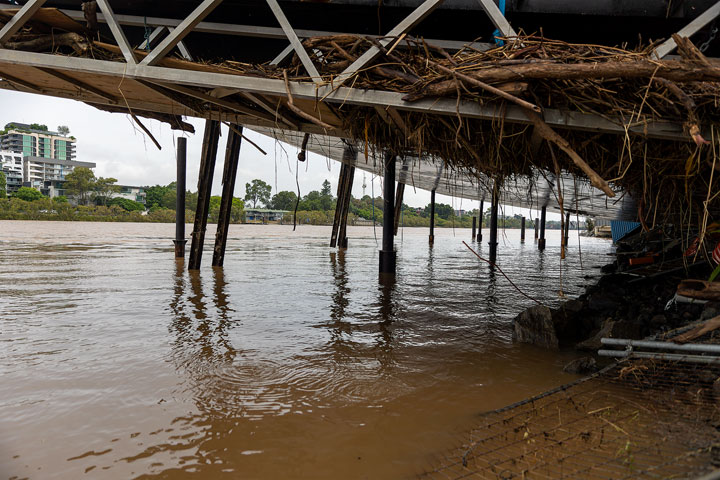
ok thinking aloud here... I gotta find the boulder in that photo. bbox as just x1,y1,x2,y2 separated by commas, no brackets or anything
587,293,620,313
513,305,558,349
576,318,615,351
563,357,598,374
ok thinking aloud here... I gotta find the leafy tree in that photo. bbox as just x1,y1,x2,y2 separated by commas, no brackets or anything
53,195,68,203
269,190,297,210
0,171,6,198
144,184,171,210
14,186,43,201
423,202,453,220
108,197,145,211
321,179,332,197
64,167,96,205
57,125,70,136
161,189,177,210
93,177,120,206
244,179,271,208
29,123,48,131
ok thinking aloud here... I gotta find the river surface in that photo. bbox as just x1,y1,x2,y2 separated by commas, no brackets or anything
0,221,612,479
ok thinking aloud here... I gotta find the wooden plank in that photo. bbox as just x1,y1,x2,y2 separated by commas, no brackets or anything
0,0,47,44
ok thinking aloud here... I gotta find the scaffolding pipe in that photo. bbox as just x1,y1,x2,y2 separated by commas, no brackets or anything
601,338,720,354
598,350,720,364
173,136,187,258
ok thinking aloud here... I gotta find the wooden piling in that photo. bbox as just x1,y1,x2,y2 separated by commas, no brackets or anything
472,216,477,241
331,147,355,248
534,217,539,241
188,119,221,270
173,136,187,258
330,163,348,248
212,124,243,267
538,206,547,250
380,152,396,275
489,183,499,264
520,216,526,243
477,200,483,242
393,182,405,236
564,211,571,248
429,189,436,246
338,164,355,249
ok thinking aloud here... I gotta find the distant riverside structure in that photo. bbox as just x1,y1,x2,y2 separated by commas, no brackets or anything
115,185,146,205
1,122,94,197
0,150,23,193
245,208,288,223
1,122,76,160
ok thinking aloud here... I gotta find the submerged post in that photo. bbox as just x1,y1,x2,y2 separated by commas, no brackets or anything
489,183,499,264
472,216,477,241
338,164,355,249
331,146,356,249
212,124,243,267
538,206,547,251
380,152,396,275
477,200,483,242
534,217,539,241
188,119,221,270
174,137,187,258
429,189,436,246
520,216,526,243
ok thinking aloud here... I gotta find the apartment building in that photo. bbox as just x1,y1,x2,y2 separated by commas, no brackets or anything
115,185,146,205
1,123,76,161
0,149,23,193
23,156,96,197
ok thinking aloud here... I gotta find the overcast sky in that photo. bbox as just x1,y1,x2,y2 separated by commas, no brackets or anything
1,89,556,218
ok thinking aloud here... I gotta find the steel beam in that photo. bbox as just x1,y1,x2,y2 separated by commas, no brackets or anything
37,67,117,103
0,0,47,45
655,0,720,58
334,0,444,88
0,49,694,141
95,0,137,64
141,0,225,66
265,0,321,82
476,0,517,38
138,26,165,50
271,43,295,66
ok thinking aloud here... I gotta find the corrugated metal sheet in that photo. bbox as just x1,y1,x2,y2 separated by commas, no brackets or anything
611,220,641,243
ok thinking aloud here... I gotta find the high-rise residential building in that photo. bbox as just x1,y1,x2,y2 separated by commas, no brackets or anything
0,122,76,160
0,150,23,194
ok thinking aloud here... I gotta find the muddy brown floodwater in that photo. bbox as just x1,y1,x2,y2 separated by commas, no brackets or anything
0,221,612,479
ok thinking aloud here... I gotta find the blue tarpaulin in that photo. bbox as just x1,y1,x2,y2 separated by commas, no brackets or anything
611,220,641,243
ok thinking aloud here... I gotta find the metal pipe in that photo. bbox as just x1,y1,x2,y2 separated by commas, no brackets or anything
598,350,720,364
601,337,720,354
174,136,187,258
538,206,547,250
429,189,435,245
380,152,396,275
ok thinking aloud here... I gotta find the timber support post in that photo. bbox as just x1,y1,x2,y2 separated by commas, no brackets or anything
188,119,221,270
564,211,571,249
173,136,187,258
330,146,356,249
380,152,396,276
477,200,483,242
538,206,547,251
212,124,243,267
489,183,499,264
520,216,526,243
429,189,436,246
534,217,539,241
472,216,477,241
393,182,405,236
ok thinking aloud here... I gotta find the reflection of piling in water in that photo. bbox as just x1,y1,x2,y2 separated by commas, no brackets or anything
174,137,187,258
212,125,243,267
189,120,221,270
